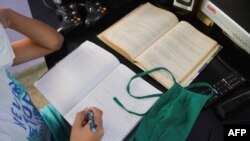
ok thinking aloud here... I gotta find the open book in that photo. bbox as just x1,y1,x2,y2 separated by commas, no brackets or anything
34,41,160,141
98,2,221,88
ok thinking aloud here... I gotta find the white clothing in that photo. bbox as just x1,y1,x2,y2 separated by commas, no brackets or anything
0,23,51,141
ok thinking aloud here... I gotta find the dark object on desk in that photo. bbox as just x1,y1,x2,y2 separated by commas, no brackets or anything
203,71,246,109
57,0,108,33
214,90,250,119
84,0,108,28
154,0,174,9
173,0,195,11
57,3,85,33
154,0,200,20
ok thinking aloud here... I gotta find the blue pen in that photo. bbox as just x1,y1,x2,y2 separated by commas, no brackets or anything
87,111,97,132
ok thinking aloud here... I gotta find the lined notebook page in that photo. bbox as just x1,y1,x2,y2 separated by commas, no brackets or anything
64,64,161,141
34,41,120,116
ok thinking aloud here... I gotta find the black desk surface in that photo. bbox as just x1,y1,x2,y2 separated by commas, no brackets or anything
28,0,250,140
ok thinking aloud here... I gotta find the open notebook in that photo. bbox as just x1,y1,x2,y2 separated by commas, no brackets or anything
34,41,161,141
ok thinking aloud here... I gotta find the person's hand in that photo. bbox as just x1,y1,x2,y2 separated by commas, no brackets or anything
70,107,104,141
0,8,12,27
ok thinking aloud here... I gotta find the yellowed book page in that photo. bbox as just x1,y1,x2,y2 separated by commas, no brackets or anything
181,44,221,86
98,2,178,61
135,21,218,88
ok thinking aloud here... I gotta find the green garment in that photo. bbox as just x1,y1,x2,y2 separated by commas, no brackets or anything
114,67,213,141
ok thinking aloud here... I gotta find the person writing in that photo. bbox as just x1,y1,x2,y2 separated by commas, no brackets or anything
0,8,104,141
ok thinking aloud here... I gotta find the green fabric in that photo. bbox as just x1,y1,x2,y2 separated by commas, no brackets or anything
114,67,213,141
39,104,71,141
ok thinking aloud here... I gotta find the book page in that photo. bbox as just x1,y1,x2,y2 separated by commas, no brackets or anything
135,21,219,88
34,41,120,116
181,44,221,86
64,64,161,141
98,3,178,61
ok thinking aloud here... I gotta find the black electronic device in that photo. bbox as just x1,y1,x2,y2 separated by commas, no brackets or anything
203,71,246,109
173,0,195,11
57,3,85,33
84,0,108,28
214,90,250,119
57,0,107,33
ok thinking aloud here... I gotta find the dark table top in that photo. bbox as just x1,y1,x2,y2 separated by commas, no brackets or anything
28,0,250,140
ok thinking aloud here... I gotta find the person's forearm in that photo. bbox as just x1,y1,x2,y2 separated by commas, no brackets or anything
7,8,63,51
0,8,64,65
